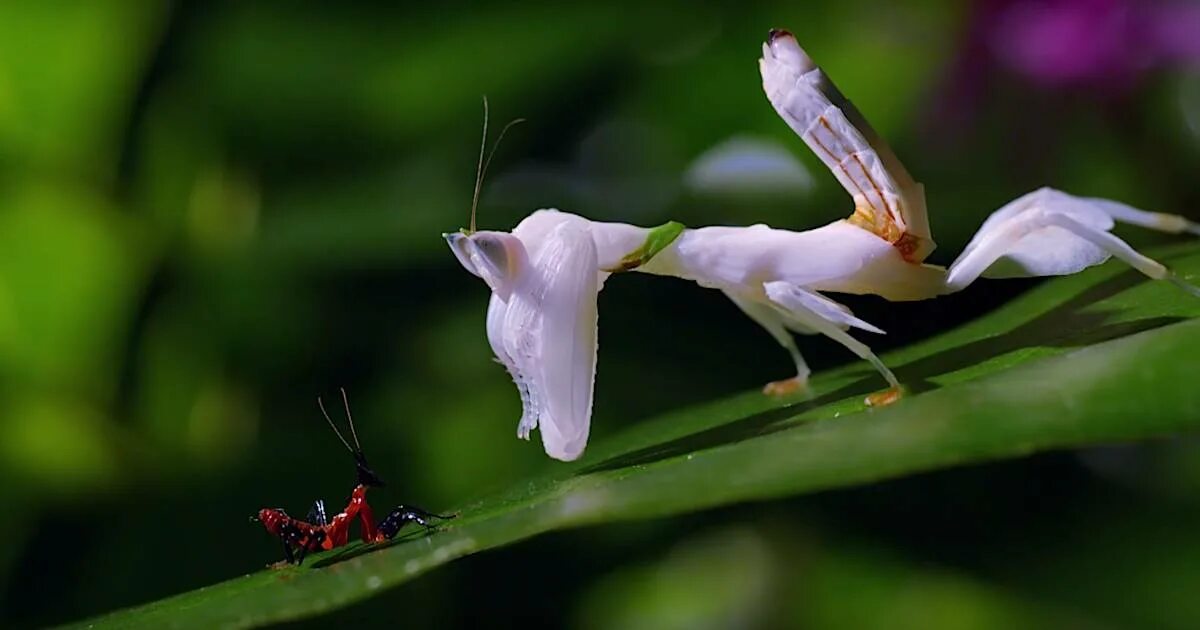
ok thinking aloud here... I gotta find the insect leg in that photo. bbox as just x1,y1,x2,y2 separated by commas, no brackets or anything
377,505,456,540
1041,213,1200,297
278,536,296,565
723,290,811,396
945,189,1053,291
762,282,900,396
1083,197,1200,237
357,495,379,543
306,499,327,527
948,188,1200,295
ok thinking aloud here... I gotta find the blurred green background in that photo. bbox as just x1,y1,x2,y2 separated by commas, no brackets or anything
2,0,1200,627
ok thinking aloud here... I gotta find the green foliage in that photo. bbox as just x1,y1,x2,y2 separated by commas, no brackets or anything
78,245,1200,628
2,1,1199,626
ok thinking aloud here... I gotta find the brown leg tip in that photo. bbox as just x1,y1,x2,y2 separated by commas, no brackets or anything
864,387,902,407
763,376,808,397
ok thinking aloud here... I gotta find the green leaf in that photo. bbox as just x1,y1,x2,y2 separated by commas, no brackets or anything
76,242,1200,628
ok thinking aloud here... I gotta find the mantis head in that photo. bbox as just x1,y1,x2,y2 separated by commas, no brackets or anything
444,230,530,300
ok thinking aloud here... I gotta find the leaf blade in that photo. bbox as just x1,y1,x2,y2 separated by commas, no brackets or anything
77,244,1200,629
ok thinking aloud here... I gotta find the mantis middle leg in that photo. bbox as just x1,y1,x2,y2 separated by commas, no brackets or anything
724,290,812,396
761,281,900,397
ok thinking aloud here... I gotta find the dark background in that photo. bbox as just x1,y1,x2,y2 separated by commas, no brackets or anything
2,1,1199,627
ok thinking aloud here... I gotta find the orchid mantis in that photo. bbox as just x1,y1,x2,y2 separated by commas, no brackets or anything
445,29,1200,462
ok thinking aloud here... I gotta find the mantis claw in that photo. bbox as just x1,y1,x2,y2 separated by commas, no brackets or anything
763,376,810,397
865,387,903,407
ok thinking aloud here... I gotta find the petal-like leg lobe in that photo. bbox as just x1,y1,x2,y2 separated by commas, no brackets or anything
949,188,1200,295
762,281,900,396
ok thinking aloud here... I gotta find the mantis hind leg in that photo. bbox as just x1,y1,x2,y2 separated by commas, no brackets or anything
1083,196,1200,237
723,290,811,396
948,188,1200,295
1040,213,1200,298
377,505,457,540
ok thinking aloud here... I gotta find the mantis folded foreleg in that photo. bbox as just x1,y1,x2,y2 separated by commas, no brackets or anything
449,214,601,461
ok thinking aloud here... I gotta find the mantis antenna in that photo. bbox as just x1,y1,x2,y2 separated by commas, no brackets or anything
319,388,386,487
317,393,357,455
338,387,361,451
469,96,526,233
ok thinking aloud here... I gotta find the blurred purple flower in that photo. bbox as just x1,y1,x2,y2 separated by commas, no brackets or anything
923,0,1200,152
990,0,1200,87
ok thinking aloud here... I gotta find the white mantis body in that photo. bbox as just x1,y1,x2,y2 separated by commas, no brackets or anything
445,30,1200,461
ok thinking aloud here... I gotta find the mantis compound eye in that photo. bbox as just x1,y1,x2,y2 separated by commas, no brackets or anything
444,231,480,278
448,231,529,300
470,232,528,299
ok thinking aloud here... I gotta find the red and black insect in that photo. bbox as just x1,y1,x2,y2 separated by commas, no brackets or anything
253,389,455,565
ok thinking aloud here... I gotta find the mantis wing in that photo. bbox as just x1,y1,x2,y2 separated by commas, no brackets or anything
759,30,933,262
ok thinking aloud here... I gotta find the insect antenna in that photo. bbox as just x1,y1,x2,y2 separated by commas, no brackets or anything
339,387,362,452
468,96,525,234
317,394,355,454
317,390,386,488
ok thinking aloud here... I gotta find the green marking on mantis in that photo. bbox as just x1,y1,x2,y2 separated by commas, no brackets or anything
605,221,686,272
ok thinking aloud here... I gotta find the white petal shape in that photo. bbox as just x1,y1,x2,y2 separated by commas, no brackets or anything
762,281,899,390
781,287,886,335
948,188,1139,291
486,293,537,439
946,187,1200,297
484,214,600,461
529,219,599,460
450,211,602,460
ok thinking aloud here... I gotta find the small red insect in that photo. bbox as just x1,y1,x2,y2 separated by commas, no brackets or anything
253,389,455,565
